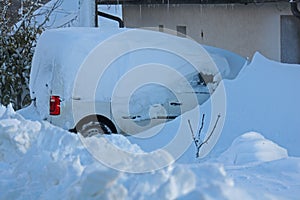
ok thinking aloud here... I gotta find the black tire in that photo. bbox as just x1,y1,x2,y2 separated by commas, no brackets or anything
78,121,112,137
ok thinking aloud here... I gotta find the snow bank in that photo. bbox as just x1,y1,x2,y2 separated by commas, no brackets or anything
0,105,250,199
2,103,300,199
218,132,288,165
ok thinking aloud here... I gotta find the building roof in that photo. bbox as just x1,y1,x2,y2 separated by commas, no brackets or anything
97,0,296,5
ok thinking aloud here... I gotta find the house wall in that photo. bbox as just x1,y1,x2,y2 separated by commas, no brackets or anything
122,3,295,62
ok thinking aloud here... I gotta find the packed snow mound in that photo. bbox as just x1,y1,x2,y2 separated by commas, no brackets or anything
68,163,249,200
0,105,249,199
5,106,300,199
218,132,288,165
2,103,300,199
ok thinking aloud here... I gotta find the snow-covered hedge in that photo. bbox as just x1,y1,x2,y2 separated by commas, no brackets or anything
0,0,62,109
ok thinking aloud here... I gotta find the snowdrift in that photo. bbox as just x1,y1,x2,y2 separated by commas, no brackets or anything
214,52,300,157
2,104,300,199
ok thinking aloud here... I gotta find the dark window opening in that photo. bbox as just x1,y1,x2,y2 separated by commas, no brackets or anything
281,15,300,64
177,25,186,37
159,24,164,32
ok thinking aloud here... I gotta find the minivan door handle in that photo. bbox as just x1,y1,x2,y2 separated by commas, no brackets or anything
170,102,182,106
72,97,81,100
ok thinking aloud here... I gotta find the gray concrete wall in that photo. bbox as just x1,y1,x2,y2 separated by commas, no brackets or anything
123,3,294,61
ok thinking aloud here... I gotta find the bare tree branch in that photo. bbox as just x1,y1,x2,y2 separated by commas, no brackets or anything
197,114,221,151
188,119,198,151
197,113,205,140
36,0,63,30
188,113,221,158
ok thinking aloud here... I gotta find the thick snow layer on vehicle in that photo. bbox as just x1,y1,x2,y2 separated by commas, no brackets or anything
29,27,246,124
29,28,243,99
29,27,124,98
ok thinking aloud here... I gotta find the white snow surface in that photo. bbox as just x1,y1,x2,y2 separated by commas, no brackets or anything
1,105,246,200
2,52,300,199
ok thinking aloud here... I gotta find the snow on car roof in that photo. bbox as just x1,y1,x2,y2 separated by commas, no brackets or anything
29,27,126,97
30,27,218,98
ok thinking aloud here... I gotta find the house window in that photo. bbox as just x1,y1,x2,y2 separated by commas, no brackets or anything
177,25,186,37
159,25,164,32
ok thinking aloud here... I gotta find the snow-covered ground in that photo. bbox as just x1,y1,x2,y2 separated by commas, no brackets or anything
1,52,300,199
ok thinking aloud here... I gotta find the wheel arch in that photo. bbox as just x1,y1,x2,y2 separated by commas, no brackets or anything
71,114,117,133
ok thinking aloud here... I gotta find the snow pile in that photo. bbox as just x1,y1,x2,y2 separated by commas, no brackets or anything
220,133,300,200
2,104,300,199
67,163,247,200
0,105,251,199
0,105,85,199
218,132,288,165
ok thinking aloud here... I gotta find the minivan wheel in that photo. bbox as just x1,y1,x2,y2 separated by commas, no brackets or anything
78,121,112,137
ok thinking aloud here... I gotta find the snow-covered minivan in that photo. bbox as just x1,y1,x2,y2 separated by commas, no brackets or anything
29,27,246,136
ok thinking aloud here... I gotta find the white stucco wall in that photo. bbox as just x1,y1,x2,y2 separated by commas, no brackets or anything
123,3,293,61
